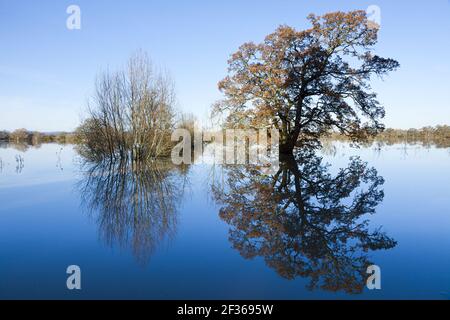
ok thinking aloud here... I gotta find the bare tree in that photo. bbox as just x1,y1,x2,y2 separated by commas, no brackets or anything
0,131,9,141
77,51,176,162
10,129,30,143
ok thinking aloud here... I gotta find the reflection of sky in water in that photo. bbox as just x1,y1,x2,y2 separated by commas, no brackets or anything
0,143,449,299
0,143,76,188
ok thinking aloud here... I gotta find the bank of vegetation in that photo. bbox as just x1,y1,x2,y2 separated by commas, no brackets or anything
327,125,450,148
2,124,450,151
0,129,76,145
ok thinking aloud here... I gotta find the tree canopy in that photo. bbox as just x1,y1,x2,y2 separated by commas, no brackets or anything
215,11,399,154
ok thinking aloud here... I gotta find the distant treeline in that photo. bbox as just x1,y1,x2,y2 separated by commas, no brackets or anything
329,125,450,148
0,128,77,145
2,125,450,149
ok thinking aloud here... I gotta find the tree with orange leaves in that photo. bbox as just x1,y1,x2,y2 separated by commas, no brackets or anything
215,11,399,154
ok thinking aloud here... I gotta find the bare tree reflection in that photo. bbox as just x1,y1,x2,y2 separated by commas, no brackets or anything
78,158,188,265
9,143,30,152
15,155,24,174
212,150,397,294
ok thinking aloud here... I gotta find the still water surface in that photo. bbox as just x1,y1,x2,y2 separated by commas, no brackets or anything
0,142,449,299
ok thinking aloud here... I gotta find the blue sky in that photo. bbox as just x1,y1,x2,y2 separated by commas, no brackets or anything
0,0,449,131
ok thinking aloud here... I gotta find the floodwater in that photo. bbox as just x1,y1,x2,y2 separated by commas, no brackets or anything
0,141,449,299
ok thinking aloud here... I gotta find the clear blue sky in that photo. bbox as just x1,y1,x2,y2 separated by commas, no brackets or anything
1,0,449,131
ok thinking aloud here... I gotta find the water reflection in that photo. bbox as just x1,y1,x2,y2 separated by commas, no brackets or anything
78,158,189,265
0,141,41,152
15,155,24,174
211,150,397,294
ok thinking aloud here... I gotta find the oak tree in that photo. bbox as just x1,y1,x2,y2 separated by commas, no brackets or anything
215,11,399,154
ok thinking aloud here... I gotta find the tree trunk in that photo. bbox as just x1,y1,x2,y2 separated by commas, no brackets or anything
279,129,297,155
279,120,295,155
279,141,295,154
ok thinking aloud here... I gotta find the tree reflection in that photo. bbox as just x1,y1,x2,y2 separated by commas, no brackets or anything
78,158,188,265
212,150,397,294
